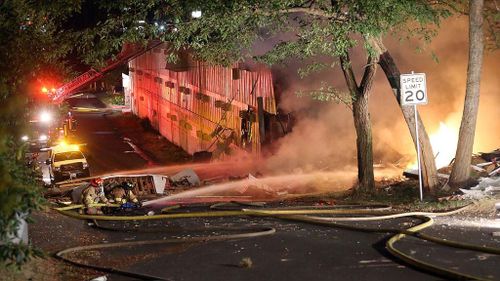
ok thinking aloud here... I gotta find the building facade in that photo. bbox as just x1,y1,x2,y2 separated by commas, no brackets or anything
125,44,279,158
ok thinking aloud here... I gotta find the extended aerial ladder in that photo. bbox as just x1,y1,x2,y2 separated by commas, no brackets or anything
52,41,162,103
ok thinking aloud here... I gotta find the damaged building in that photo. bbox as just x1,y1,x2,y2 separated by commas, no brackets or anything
123,44,290,159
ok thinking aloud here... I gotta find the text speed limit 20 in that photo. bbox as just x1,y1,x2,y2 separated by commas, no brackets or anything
400,73,427,106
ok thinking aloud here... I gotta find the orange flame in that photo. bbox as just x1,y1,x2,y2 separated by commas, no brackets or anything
430,122,459,168
408,121,459,169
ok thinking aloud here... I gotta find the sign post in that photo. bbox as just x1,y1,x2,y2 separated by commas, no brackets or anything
400,72,427,201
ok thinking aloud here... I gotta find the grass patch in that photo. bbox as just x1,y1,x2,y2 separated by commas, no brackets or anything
345,181,472,212
0,257,99,281
288,179,472,213
100,92,125,106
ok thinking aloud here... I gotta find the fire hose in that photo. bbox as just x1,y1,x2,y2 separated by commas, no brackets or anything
53,203,500,281
55,225,276,281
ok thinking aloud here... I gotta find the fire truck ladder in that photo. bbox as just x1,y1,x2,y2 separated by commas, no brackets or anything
52,41,162,103
52,69,101,102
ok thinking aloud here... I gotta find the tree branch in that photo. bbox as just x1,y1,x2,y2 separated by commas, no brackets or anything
340,53,359,97
359,56,378,97
258,6,346,20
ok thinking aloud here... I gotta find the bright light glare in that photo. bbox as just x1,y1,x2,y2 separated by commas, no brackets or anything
21,135,29,141
430,122,458,168
407,121,459,169
39,111,52,123
41,87,48,93
191,10,202,18
39,134,48,141
56,140,79,151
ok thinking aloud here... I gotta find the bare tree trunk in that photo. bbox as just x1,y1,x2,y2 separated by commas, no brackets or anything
340,54,376,194
355,58,377,193
450,0,484,188
367,36,439,193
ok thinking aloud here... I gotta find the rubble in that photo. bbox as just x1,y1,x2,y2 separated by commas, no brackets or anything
235,173,280,199
168,169,200,187
403,148,499,185
403,169,449,180
460,177,500,200
455,149,500,199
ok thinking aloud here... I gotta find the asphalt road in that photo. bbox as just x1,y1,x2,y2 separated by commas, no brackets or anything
34,212,435,281
34,209,500,281
72,110,147,175
33,96,500,281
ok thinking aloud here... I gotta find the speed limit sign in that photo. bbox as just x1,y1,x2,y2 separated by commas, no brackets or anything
400,73,427,106
400,72,427,201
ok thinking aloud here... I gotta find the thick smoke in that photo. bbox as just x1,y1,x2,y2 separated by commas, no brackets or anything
265,16,499,175
384,17,500,154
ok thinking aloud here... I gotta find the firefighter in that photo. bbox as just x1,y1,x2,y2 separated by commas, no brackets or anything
108,181,140,206
81,177,108,215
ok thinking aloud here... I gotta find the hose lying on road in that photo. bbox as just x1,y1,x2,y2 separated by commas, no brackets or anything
54,203,499,281
54,203,393,221
55,226,276,281
272,209,498,280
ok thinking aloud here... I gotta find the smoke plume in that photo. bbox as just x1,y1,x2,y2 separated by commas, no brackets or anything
265,16,499,174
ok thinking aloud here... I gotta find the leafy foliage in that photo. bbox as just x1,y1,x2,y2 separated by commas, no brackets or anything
297,82,353,108
0,0,80,267
68,0,455,100
103,93,125,106
484,3,500,50
436,0,499,51
1,0,494,267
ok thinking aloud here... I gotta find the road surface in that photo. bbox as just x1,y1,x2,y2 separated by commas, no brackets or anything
30,96,500,281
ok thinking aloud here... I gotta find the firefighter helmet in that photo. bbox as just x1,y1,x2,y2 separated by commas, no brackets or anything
90,178,103,187
121,181,134,190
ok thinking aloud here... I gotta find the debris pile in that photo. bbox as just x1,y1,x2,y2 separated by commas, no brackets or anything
460,177,500,200
403,149,500,200
404,149,499,179
470,149,500,177
458,149,500,199
168,169,201,187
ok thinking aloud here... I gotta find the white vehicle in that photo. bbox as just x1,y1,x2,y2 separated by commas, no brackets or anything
46,143,90,183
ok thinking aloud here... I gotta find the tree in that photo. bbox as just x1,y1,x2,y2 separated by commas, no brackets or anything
0,0,79,266
72,1,455,194
160,1,449,193
367,36,439,192
340,54,378,193
449,0,485,188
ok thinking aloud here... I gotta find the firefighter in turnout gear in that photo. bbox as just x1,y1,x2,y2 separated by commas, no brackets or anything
81,178,108,215
108,181,139,206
